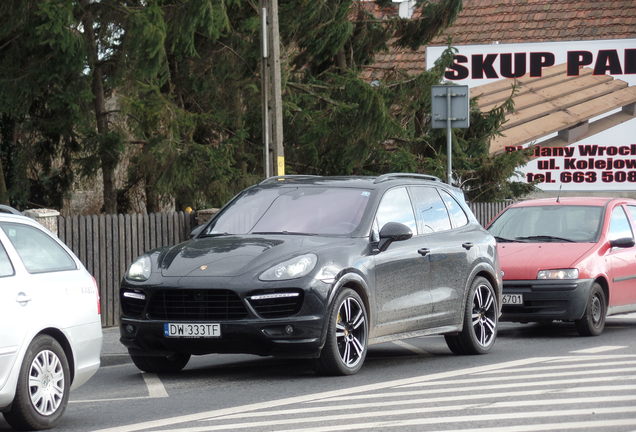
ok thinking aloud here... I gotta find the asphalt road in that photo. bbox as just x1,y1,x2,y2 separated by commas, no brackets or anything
3,315,636,432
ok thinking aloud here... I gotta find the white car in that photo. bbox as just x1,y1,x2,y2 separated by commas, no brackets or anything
0,205,102,430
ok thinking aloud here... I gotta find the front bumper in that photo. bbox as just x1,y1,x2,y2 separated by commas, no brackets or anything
119,278,332,359
500,278,595,322
120,315,326,358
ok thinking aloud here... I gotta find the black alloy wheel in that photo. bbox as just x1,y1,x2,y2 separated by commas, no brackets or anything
316,288,368,376
445,276,498,355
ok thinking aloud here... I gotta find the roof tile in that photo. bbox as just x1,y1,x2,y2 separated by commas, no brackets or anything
361,0,636,81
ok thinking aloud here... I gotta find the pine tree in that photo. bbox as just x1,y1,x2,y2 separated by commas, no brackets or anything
0,0,87,208
1,0,533,212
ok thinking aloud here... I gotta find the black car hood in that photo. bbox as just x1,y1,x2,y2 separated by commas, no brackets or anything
157,235,322,277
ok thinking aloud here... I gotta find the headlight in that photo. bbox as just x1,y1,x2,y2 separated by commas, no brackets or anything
537,269,579,280
259,254,317,281
127,256,152,281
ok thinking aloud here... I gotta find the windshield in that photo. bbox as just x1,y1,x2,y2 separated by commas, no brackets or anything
204,186,372,236
488,205,603,243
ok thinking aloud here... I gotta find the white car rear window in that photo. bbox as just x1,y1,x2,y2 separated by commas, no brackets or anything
0,222,76,274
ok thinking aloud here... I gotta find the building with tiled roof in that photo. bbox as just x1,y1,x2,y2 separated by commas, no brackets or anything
362,0,636,80
363,0,636,195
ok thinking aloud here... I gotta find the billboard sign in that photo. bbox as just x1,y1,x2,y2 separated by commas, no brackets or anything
427,39,636,191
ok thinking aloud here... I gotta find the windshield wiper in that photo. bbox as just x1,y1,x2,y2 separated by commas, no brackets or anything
515,235,575,243
494,236,518,243
198,232,231,238
252,231,317,236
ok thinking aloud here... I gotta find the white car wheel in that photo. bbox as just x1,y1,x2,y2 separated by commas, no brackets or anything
3,335,70,431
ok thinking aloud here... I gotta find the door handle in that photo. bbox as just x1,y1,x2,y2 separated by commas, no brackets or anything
16,292,32,305
462,242,474,250
417,248,430,256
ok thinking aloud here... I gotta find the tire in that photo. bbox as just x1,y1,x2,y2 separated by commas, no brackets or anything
3,335,71,431
575,283,606,336
445,277,498,355
315,288,368,376
129,352,191,373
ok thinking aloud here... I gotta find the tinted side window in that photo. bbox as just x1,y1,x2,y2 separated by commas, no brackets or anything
375,187,417,234
440,190,469,228
608,207,634,242
408,186,451,233
0,242,14,277
0,223,77,274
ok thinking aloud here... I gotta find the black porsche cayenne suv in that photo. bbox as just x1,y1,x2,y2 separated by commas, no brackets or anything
120,173,502,375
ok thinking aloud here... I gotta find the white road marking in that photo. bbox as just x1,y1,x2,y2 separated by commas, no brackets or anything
211,394,636,420
304,384,636,404
398,374,635,389
547,354,636,362
142,373,169,398
90,357,551,432
391,340,430,355
146,406,636,432
72,372,167,404
474,359,636,374
571,345,627,354
298,418,636,432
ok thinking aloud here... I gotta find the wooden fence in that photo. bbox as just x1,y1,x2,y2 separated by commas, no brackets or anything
469,201,511,226
57,211,196,326
55,202,510,327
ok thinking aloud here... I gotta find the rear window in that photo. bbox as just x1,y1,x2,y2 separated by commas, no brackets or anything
0,222,77,273
488,205,603,242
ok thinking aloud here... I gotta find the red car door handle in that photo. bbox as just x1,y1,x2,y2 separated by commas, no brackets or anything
418,248,430,256
462,242,474,250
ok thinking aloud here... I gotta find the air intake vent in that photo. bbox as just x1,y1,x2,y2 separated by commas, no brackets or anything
121,290,146,318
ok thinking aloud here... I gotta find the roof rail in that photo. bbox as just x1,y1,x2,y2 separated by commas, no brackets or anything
373,173,441,184
259,175,321,185
0,204,22,215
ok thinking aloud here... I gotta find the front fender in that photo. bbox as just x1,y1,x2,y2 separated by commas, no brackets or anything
318,272,373,349
455,262,502,330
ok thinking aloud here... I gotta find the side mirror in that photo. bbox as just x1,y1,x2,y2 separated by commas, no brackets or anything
378,222,413,252
189,224,205,239
610,237,635,249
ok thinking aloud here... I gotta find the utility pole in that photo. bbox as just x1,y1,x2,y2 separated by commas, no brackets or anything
260,0,284,178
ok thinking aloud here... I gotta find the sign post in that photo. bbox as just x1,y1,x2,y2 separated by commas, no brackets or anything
431,85,470,184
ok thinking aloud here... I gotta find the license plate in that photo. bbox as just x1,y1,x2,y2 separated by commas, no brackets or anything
164,323,221,338
502,294,523,305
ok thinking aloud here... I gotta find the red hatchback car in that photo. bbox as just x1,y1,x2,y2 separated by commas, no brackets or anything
487,197,636,336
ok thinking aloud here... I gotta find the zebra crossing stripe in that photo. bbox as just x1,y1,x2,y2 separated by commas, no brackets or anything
145,405,636,432
571,345,627,354
212,394,636,421
91,357,552,432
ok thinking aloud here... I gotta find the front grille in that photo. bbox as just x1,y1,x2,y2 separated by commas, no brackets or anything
121,292,146,318
248,291,304,318
147,289,248,321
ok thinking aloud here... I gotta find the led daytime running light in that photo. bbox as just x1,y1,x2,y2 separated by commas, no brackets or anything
123,291,146,300
250,292,300,301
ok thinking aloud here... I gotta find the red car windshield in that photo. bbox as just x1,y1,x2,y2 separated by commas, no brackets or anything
488,205,603,243
205,186,372,236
